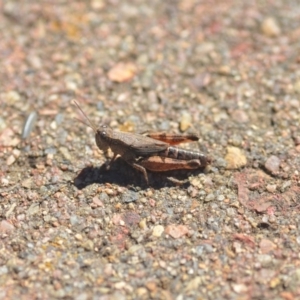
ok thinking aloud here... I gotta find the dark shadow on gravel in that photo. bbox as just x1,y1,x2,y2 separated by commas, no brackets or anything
74,158,206,190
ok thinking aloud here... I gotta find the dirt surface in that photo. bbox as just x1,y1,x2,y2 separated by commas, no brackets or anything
1,1,300,299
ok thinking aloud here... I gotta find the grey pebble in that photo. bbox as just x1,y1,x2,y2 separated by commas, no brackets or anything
70,215,80,226
75,293,89,300
214,158,227,168
122,191,139,203
0,117,6,131
217,195,225,201
97,101,104,111
205,193,215,202
99,192,109,202
55,113,64,125
257,254,273,267
44,148,57,155
158,120,170,131
26,203,40,216
280,180,291,192
0,266,8,276
21,111,37,139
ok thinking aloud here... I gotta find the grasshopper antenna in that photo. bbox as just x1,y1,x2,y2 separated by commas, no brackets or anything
73,100,97,133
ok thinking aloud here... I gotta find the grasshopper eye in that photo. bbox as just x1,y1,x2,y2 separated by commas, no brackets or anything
100,125,107,136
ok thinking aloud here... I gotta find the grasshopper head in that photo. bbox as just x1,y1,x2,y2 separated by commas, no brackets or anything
95,125,112,151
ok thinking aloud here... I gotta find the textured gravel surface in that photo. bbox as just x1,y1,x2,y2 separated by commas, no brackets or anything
1,1,300,299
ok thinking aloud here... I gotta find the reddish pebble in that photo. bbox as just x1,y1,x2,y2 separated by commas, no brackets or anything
265,155,281,174
92,196,104,207
0,220,15,233
231,109,249,123
165,224,189,239
149,199,156,207
259,239,276,254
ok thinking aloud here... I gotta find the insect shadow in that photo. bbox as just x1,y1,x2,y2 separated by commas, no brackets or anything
73,157,205,190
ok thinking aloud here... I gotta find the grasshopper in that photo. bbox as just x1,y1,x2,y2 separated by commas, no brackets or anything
74,101,211,184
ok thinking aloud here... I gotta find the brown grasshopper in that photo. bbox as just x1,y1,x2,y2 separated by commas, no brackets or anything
74,101,211,184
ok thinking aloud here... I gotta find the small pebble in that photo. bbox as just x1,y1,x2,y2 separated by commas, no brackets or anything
269,277,281,288
45,148,57,155
55,113,64,125
81,240,94,251
6,155,16,166
218,65,232,75
122,191,139,203
0,266,8,276
293,135,300,146
152,225,164,237
65,81,78,91
59,147,71,160
158,120,170,131
232,283,247,293
264,155,280,174
185,277,202,291
180,111,192,132
280,180,291,192
259,239,276,254
0,220,15,233
21,111,37,139
0,117,6,131
12,149,20,158
108,62,137,83
1,177,9,186
22,178,33,189
266,184,277,193
205,193,215,202
214,158,227,168
91,0,104,10
75,234,83,241
257,254,273,267
230,110,249,123
75,293,89,300
99,192,109,202
225,147,247,169
217,195,225,201
92,196,104,207
139,218,147,230
165,224,189,239
27,203,40,216
261,17,281,37
70,215,79,226
5,91,21,103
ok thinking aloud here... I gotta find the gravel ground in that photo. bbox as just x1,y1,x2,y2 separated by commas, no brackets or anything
1,0,300,299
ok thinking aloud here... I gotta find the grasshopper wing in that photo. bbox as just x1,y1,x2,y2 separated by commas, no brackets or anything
127,134,169,155
145,132,199,145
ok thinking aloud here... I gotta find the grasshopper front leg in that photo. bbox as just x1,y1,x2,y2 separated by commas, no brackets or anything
130,161,149,184
121,151,150,184
105,153,118,170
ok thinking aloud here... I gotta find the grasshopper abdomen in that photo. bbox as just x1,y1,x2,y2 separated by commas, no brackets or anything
159,146,210,166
